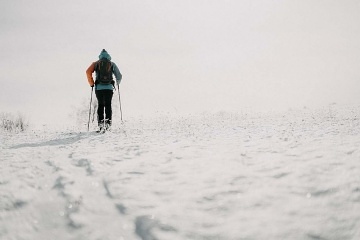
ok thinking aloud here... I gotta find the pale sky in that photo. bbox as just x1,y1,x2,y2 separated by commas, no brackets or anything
1,0,360,124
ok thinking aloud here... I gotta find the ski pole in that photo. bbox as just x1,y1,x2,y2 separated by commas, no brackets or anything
87,86,94,131
117,83,123,122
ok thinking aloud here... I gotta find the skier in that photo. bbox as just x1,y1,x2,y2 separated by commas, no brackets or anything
86,49,122,131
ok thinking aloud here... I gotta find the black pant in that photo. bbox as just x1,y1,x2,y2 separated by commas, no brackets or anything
95,90,113,124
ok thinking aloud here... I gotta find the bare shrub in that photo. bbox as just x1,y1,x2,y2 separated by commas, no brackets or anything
0,112,29,132
70,98,98,127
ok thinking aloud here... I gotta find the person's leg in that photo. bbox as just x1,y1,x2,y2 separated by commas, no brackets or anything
95,90,105,125
104,90,114,126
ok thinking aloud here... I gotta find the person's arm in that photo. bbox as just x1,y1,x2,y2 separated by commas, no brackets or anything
86,62,96,87
112,62,122,86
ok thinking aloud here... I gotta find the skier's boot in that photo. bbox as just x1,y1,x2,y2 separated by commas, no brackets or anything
105,119,111,131
98,120,105,133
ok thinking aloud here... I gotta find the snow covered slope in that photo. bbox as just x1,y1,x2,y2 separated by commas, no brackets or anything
1,107,360,240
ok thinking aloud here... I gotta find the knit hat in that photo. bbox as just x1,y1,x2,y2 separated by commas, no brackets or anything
99,49,111,60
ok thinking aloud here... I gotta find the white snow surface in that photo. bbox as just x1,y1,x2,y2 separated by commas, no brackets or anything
1,107,360,240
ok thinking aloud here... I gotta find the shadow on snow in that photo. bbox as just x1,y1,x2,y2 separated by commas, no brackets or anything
9,132,96,149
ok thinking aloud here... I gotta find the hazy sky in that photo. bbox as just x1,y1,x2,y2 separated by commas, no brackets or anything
1,0,360,123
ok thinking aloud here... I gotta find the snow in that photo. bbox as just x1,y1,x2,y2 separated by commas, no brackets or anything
1,106,360,240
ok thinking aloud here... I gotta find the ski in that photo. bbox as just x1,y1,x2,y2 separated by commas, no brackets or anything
95,124,111,134
96,129,106,134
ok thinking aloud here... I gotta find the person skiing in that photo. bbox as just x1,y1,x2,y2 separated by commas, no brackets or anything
86,49,122,131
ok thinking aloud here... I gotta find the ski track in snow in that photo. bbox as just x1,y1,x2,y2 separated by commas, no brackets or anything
1,107,360,240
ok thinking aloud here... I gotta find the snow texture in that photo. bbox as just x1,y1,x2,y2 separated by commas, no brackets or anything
1,106,360,240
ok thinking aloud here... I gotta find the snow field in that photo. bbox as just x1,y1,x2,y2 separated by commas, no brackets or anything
1,106,360,240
